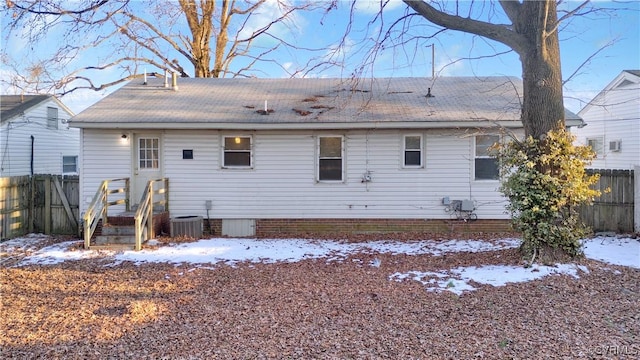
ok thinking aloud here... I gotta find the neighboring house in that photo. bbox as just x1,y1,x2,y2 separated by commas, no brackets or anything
70,77,582,236
572,70,640,169
1,95,78,177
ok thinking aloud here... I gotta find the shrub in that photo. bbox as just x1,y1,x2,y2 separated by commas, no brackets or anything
494,127,602,264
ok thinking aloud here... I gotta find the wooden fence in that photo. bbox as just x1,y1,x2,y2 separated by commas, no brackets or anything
0,175,80,239
579,169,635,233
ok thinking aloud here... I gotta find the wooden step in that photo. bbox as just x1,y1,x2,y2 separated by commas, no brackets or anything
89,244,136,251
102,225,135,236
96,225,136,245
95,235,136,245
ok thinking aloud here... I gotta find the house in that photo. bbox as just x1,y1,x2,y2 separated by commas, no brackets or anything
69,76,583,237
1,95,78,177
572,70,640,170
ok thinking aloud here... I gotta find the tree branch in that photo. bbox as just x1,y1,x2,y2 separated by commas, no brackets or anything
7,0,112,16
402,0,529,56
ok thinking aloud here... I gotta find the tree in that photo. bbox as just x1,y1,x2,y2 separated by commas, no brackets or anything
2,0,326,95
404,0,573,139
395,0,604,261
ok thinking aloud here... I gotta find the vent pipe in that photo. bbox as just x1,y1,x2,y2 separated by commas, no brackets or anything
172,72,178,91
164,69,169,88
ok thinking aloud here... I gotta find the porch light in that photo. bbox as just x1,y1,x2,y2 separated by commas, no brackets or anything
121,134,129,144
234,137,241,144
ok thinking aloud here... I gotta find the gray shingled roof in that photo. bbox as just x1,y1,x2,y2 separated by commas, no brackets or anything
1,95,51,123
70,77,581,130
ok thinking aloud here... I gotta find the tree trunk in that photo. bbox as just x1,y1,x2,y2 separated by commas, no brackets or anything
212,0,231,78
517,1,565,139
403,0,566,138
180,0,214,78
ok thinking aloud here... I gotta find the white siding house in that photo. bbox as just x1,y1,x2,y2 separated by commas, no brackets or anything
1,95,78,177
70,77,582,235
572,70,640,170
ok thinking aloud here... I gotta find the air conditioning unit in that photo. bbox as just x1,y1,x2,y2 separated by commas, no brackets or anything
609,140,621,152
170,216,203,238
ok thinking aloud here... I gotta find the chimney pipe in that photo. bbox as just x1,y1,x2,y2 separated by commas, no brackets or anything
172,72,178,91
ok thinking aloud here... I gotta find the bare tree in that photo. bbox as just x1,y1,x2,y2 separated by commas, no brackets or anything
2,0,327,95
403,0,577,139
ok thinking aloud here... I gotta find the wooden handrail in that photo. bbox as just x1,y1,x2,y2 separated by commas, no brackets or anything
134,178,169,250
83,178,130,249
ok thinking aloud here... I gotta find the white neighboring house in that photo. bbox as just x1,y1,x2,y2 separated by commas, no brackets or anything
1,95,79,177
69,77,582,235
572,70,640,170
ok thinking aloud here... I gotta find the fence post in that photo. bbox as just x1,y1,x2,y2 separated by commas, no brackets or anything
44,176,51,235
29,175,34,233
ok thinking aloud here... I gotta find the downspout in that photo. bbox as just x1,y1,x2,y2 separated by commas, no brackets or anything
30,135,34,176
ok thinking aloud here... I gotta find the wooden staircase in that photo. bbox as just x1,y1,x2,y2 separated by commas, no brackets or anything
93,224,136,250
83,178,169,251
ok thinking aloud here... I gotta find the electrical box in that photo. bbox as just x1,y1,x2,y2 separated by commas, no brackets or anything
461,200,475,212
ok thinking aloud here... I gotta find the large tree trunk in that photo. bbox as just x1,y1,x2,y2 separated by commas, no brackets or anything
403,0,566,138
517,1,565,139
180,0,215,78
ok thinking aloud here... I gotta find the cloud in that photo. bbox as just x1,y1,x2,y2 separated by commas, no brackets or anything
236,0,306,44
352,0,405,14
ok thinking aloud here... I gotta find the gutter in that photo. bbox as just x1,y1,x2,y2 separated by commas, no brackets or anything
68,120,541,131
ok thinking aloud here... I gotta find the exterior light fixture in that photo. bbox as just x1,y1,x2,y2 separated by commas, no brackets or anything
234,137,241,144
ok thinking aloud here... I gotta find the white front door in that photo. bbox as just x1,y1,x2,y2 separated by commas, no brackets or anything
133,134,162,206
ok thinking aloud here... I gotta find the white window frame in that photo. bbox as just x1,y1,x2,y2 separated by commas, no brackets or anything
138,137,160,170
222,135,253,169
62,155,78,174
402,134,424,168
474,134,500,181
47,107,58,129
587,137,604,158
317,135,344,182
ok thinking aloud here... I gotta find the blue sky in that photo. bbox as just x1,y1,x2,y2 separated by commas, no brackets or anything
1,0,639,114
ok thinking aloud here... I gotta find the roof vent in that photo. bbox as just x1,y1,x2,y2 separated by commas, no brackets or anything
426,87,434,98
171,72,178,91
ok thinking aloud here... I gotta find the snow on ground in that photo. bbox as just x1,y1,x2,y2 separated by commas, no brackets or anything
2,235,638,295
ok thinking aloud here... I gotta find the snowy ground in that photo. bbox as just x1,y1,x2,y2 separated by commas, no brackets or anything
1,234,638,295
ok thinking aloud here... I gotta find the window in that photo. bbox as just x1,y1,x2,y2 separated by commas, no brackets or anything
474,135,499,180
318,136,343,181
47,107,58,129
139,138,159,169
403,135,423,167
223,136,252,167
587,137,604,158
62,156,77,173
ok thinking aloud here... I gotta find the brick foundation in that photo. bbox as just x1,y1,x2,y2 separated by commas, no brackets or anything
203,218,514,238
